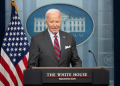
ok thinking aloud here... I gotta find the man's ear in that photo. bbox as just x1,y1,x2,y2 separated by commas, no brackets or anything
61,20,62,24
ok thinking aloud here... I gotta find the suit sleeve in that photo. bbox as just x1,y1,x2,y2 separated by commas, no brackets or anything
71,35,82,67
27,36,39,68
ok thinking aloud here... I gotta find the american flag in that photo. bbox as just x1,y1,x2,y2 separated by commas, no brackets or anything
0,2,29,86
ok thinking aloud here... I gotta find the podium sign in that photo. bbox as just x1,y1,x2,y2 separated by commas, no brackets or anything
42,70,92,83
23,67,109,86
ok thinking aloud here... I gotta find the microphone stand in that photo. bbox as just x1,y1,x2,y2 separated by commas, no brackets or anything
88,50,98,67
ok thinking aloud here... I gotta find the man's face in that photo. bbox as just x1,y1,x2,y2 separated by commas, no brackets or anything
45,12,62,34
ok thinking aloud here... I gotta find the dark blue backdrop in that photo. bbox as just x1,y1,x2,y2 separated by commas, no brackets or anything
0,0,119,86
113,0,120,86
0,1,5,54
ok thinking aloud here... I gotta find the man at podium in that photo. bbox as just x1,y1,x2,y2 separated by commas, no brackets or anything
27,9,82,68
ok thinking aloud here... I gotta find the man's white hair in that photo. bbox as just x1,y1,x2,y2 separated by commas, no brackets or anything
45,9,61,20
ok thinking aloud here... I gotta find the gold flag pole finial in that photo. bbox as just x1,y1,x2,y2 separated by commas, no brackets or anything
11,0,18,13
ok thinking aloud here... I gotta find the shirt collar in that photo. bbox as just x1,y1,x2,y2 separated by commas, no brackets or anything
48,28,60,38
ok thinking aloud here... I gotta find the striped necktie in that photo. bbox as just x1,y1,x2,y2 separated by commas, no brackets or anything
54,35,61,62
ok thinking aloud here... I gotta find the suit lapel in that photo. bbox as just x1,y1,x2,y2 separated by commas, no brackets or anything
59,31,66,64
43,29,59,62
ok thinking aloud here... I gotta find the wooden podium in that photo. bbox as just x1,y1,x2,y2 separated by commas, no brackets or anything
23,67,109,86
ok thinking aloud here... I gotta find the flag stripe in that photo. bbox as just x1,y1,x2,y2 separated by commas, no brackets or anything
15,65,24,86
0,56,18,86
26,52,29,61
18,60,26,73
22,56,28,69
0,64,14,86
0,73,10,86
0,81,5,86
1,48,23,86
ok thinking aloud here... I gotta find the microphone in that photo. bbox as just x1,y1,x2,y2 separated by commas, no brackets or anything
36,51,42,67
88,50,98,67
